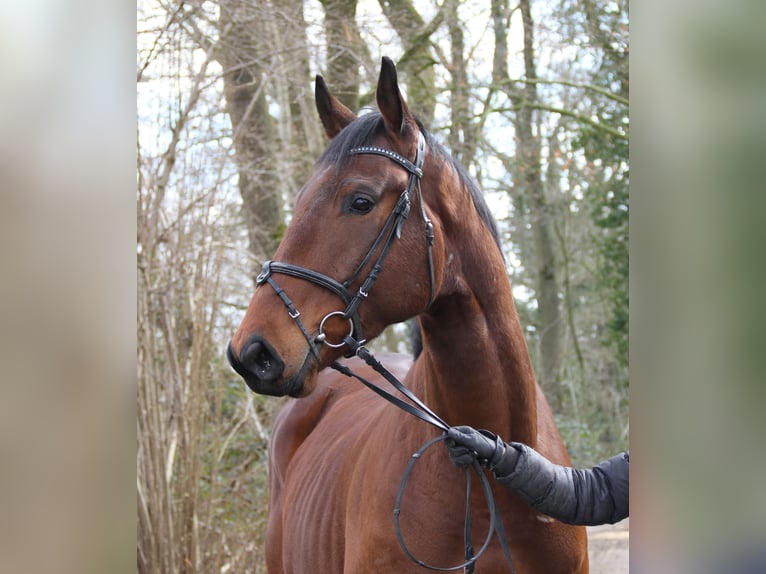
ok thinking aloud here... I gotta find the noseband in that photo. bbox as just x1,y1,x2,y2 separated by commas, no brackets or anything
256,131,434,358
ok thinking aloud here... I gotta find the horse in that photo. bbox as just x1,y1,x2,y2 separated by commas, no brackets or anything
227,57,589,573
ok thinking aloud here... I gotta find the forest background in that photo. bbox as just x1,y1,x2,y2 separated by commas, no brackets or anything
137,0,628,571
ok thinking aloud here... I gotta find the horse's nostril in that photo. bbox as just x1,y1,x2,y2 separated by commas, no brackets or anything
237,336,285,382
243,341,268,369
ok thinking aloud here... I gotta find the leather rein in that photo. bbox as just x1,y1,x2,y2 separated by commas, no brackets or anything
255,132,515,573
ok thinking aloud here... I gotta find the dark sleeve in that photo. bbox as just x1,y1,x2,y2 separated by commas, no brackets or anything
493,445,629,526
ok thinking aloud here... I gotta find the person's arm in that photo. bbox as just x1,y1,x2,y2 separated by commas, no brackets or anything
494,445,628,525
445,426,629,526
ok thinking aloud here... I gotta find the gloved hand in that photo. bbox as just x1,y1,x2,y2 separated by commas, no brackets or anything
445,425,506,470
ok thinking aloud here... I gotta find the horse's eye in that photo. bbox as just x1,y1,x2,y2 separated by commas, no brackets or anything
349,195,375,214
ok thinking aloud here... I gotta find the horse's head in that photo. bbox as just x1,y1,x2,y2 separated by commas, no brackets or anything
227,58,448,397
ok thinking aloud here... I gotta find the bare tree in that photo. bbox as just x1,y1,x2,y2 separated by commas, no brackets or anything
491,0,564,409
320,0,368,111
444,0,472,166
377,0,437,123
216,1,285,279
274,0,326,186
138,2,277,571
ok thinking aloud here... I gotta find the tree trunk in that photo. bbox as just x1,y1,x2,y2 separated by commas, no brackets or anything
492,0,564,409
445,0,472,166
275,0,325,193
377,0,436,123
518,0,563,410
217,1,285,281
320,0,367,112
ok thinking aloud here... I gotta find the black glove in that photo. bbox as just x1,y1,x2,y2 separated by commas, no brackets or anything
445,425,505,469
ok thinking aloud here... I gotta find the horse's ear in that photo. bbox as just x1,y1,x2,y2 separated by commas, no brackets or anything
315,75,356,139
376,57,415,139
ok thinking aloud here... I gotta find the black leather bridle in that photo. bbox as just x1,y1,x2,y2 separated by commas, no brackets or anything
253,131,515,573
255,131,434,358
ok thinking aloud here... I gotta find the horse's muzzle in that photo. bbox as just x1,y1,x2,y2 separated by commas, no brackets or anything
227,336,288,396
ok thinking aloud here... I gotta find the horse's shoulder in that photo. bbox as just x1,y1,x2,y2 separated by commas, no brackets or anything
270,353,414,468
271,372,343,460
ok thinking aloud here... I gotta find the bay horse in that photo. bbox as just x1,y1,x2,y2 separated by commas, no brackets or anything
227,57,589,573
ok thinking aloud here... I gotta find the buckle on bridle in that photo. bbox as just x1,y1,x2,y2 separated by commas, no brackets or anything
255,260,272,285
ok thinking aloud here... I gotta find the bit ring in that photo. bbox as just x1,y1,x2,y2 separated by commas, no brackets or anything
317,311,354,348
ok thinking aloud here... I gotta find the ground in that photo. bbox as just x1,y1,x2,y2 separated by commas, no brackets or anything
587,518,629,574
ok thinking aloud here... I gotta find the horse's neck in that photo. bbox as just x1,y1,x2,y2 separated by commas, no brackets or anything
414,203,538,446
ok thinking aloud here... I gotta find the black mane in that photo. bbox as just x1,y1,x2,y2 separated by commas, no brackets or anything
317,110,503,255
